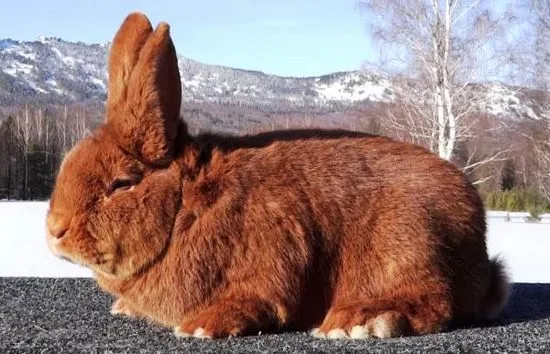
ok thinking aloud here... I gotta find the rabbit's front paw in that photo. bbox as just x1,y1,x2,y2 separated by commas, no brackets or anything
174,311,252,339
174,298,281,339
174,326,213,339
110,298,138,318
174,315,244,339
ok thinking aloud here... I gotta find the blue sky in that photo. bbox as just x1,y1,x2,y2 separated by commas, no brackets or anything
0,0,375,77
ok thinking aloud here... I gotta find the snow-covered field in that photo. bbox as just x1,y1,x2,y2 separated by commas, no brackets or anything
1,201,549,282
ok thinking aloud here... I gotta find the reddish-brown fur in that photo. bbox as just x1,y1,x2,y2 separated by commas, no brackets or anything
46,12,509,339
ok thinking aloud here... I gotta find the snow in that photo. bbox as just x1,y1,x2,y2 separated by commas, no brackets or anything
483,84,540,120
18,51,36,60
1,201,549,283
183,74,204,89
27,81,47,94
3,61,34,76
89,77,106,90
315,73,394,103
3,68,17,76
46,79,65,95
51,47,82,67
1,201,91,278
4,45,37,60
487,213,550,283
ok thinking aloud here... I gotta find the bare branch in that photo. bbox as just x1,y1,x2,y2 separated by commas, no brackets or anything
462,149,511,172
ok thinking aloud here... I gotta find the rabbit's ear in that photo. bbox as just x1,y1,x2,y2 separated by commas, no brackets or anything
106,17,182,166
106,12,153,113
125,22,182,164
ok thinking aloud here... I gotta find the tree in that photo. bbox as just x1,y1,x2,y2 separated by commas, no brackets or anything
0,104,93,200
530,0,550,201
0,117,19,199
507,0,550,201
358,0,511,181
501,159,516,191
14,105,33,200
531,0,550,91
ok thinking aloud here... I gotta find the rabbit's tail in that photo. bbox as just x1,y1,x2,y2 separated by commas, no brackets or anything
477,256,510,320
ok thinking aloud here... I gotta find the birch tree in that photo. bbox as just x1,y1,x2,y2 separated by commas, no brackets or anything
531,0,550,200
70,106,89,146
531,0,550,91
506,0,550,200
14,105,33,199
358,0,510,167
56,105,69,155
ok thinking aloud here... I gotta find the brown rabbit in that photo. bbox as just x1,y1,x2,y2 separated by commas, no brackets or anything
46,12,509,340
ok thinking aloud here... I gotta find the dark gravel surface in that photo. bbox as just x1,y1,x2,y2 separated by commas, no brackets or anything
1,278,550,353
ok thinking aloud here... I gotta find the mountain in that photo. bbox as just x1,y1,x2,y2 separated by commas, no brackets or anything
0,37,108,104
0,37,547,123
0,37,394,109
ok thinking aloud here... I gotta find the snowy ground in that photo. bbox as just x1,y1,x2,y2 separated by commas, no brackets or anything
1,201,549,282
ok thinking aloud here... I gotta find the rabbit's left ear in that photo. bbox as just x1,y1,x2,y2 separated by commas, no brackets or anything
106,12,153,114
107,15,182,166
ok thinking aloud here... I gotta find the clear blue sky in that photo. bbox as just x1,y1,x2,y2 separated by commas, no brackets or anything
0,0,375,77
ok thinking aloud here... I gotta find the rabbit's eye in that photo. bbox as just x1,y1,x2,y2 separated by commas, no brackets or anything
108,178,134,195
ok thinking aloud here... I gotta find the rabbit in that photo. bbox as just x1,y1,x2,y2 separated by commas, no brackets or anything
45,12,510,340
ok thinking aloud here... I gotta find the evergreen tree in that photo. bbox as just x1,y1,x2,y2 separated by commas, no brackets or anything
501,160,516,191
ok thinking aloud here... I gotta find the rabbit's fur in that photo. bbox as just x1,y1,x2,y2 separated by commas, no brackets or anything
46,12,509,339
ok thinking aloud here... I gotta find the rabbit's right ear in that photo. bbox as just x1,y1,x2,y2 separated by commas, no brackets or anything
106,12,153,115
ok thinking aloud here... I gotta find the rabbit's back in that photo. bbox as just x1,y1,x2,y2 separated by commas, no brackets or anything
221,134,482,227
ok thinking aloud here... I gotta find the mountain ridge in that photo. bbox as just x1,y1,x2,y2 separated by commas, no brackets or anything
0,37,546,122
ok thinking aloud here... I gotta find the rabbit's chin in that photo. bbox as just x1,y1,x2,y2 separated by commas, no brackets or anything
97,235,173,281
88,249,169,284
47,234,93,268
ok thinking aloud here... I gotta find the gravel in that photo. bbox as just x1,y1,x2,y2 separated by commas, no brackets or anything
1,278,550,353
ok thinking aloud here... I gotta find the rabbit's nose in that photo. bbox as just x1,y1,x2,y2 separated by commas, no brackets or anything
51,226,68,239
47,214,69,239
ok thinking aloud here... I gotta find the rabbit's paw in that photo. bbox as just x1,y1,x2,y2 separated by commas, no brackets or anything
174,315,244,339
110,298,138,318
314,294,452,339
174,299,279,339
312,310,409,340
174,326,213,339
311,327,349,339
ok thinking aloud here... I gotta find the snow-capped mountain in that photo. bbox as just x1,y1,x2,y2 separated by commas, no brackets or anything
0,36,395,110
0,37,108,103
0,37,547,121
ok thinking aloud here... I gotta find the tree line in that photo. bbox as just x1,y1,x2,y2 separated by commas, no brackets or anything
0,104,99,200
